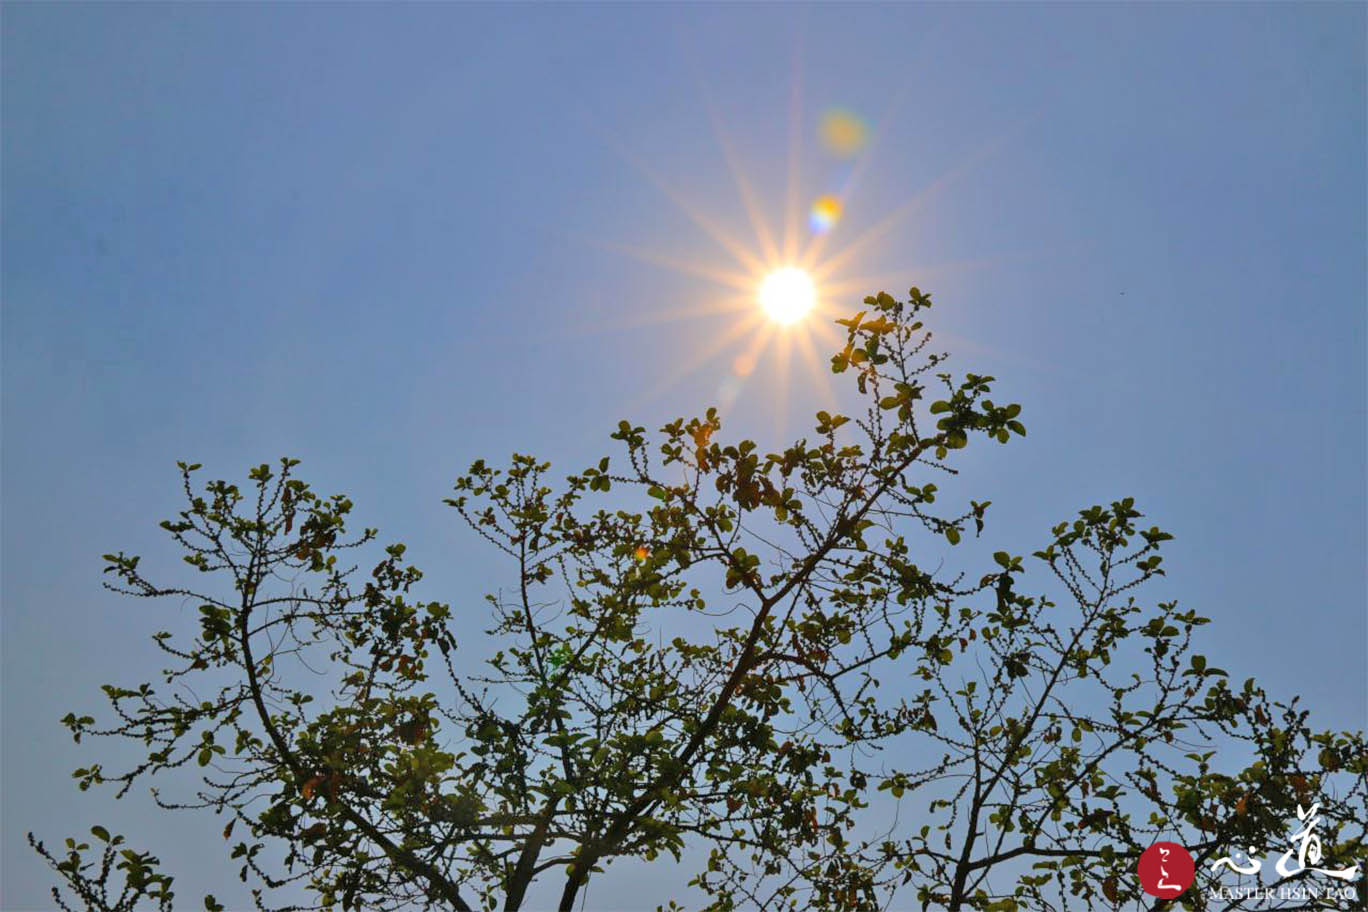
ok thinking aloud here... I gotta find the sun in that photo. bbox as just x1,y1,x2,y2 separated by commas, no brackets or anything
758,267,816,325
583,81,987,427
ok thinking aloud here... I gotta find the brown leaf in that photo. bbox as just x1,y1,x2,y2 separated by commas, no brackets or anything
1102,875,1119,904
223,818,235,840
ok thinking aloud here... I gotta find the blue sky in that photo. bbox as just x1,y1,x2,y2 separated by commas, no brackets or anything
3,4,1364,909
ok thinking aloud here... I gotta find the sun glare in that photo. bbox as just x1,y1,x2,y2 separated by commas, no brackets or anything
758,267,816,325
585,79,990,427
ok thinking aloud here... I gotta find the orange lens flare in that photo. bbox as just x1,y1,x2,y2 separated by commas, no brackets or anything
809,195,843,234
819,109,868,158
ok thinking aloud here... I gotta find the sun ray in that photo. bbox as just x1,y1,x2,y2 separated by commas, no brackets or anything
563,295,758,341
642,292,756,324
700,91,782,267
818,273,935,300
616,308,773,416
715,320,782,421
717,323,781,422
618,294,756,328
773,332,793,440
792,326,840,416
806,313,848,359
580,237,757,292
808,192,933,283
583,118,769,276
782,30,806,266
732,319,777,375
809,134,1010,283
672,25,784,269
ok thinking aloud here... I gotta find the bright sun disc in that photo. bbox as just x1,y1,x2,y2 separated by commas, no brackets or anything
758,267,816,325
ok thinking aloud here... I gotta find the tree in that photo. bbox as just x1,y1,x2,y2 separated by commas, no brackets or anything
29,828,179,912
38,288,1365,911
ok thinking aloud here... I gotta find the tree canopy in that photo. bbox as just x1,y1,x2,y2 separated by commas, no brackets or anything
37,288,1365,911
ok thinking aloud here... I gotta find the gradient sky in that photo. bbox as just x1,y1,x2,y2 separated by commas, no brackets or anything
3,4,1365,910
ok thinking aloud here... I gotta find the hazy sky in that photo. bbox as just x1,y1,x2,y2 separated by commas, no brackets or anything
3,4,1365,909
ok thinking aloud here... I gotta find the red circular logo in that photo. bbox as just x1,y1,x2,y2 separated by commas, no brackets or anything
1137,841,1195,898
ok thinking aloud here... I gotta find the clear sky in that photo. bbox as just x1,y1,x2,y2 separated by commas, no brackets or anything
3,3,1364,909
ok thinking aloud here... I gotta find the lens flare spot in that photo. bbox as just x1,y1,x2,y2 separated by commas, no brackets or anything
809,195,843,234
732,353,757,377
819,109,868,158
759,267,817,325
